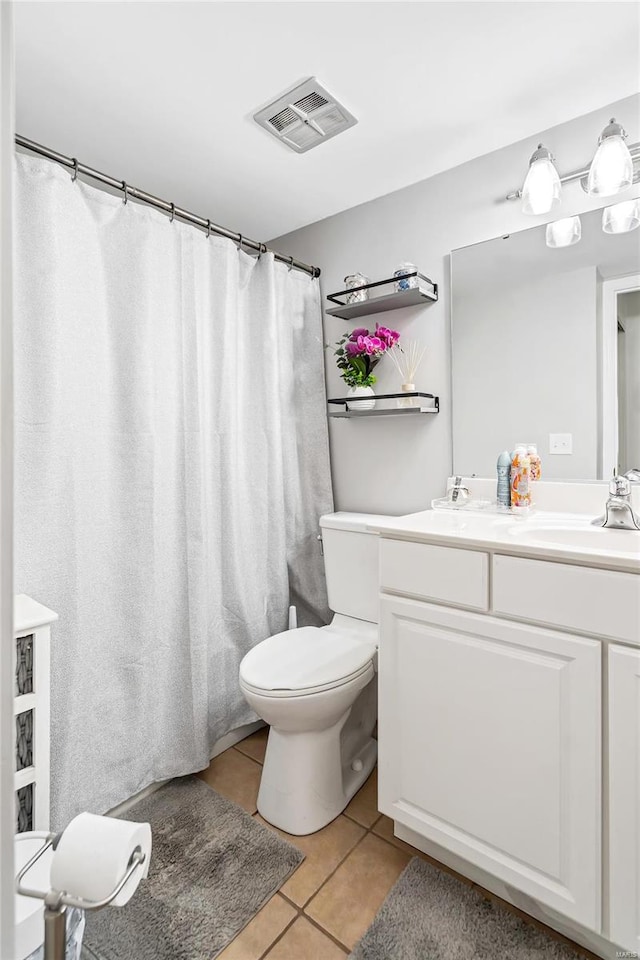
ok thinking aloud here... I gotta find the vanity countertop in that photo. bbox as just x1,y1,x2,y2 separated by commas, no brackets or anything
368,509,640,574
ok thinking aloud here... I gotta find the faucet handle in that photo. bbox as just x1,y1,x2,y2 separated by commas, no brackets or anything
610,475,631,497
624,468,640,482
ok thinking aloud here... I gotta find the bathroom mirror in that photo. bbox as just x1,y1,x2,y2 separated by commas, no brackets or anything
451,205,640,480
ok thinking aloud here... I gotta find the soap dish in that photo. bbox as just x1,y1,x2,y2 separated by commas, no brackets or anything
431,498,493,512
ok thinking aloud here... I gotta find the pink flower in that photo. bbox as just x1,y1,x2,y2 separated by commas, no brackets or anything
345,340,362,357
365,336,384,354
375,324,400,347
350,327,369,339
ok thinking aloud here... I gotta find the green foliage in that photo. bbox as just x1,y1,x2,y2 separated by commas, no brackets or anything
329,330,376,388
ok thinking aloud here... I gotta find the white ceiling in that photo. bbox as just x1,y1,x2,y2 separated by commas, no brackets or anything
14,1,640,241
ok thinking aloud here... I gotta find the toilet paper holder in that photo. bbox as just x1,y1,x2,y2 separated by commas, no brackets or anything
16,832,147,960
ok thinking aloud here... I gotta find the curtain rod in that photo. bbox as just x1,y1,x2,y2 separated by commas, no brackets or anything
15,135,321,279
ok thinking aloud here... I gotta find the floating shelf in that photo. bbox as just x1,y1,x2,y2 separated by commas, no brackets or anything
326,272,438,321
328,392,439,419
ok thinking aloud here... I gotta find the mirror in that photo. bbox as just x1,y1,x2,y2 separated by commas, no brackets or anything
451,205,640,480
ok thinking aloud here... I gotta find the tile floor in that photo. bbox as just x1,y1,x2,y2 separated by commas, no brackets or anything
199,727,598,960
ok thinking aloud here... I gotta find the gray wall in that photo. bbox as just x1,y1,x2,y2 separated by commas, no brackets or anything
271,94,640,515
453,266,598,480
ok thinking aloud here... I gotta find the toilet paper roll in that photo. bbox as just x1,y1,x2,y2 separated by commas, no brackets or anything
50,812,152,907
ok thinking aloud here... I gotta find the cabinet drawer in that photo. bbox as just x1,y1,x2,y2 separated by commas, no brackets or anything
493,555,640,642
380,538,488,610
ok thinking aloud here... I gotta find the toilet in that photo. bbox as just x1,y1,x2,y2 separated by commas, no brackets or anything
239,512,386,835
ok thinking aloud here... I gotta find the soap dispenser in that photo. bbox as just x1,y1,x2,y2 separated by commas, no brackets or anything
527,443,542,482
496,451,511,509
511,444,531,510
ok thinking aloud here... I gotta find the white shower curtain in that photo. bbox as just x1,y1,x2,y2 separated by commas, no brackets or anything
13,154,333,828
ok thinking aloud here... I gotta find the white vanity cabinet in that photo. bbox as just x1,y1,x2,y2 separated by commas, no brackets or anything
378,595,601,928
375,525,640,956
608,644,640,953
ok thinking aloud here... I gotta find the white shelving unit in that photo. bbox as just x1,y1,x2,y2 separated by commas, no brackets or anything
14,594,57,833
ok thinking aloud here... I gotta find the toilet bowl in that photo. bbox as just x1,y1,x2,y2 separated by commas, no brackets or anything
239,512,389,836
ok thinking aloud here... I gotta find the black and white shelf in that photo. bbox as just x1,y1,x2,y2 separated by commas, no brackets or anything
325,271,438,321
328,392,439,419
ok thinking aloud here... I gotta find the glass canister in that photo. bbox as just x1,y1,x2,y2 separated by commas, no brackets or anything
394,262,418,291
344,273,369,304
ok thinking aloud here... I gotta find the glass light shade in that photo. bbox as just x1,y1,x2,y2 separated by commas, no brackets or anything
522,153,561,215
546,216,582,248
587,128,633,197
602,199,640,234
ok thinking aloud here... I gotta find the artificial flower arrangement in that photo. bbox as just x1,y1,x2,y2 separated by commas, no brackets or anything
333,324,400,387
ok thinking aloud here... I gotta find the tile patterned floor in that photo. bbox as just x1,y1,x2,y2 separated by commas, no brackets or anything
200,728,599,960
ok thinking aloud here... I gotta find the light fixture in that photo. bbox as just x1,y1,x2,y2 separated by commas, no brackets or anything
521,144,561,215
602,198,640,234
587,118,633,197
546,216,581,248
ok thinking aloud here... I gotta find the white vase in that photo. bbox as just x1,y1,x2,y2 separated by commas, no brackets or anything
346,386,376,411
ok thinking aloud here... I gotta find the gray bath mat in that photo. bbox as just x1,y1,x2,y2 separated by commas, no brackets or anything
81,775,303,960
350,857,583,959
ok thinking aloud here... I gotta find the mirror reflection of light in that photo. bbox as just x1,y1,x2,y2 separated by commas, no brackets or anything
545,216,582,248
602,199,640,234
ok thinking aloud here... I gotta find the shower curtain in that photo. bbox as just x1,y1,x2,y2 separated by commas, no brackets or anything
13,153,333,828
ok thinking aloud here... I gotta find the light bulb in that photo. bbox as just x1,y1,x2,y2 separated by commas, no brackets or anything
521,144,561,215
587,119,633,197
546,216,581,248
602,199,640,234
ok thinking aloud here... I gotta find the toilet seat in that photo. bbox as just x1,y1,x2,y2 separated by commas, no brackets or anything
240,626,377,698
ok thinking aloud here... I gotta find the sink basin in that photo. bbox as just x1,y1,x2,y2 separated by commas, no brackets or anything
507,522,640,552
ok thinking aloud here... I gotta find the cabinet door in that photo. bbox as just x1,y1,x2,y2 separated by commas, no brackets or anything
609,644,640,953
378,596,601,929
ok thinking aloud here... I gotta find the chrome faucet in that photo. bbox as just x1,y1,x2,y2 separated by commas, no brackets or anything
593,473,640,531
450,476,470,504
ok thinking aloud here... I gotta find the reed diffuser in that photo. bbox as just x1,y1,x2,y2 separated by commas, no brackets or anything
388,340,427,407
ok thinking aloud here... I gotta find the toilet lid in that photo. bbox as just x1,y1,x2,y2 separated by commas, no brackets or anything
240,627,376,693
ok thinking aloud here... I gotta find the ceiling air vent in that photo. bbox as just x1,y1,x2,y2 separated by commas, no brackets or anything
254,78,357,154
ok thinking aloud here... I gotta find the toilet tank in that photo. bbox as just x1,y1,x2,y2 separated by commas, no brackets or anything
319,512,390,624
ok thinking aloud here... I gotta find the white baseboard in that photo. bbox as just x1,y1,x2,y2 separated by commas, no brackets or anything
107,720,266,818
210,720,265,759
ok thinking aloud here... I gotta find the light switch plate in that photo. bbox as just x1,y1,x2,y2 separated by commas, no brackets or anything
549,433,572,455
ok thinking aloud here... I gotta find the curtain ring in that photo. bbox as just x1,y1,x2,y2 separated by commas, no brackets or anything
288,255,294,272
259,243,267,258
170,202,175,223
206,219,212,238
122,181,129,205
71,158,79,182
238,234,243,254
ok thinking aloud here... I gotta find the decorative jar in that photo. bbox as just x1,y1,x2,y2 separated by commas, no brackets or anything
394,262,418,292
344,273,369,304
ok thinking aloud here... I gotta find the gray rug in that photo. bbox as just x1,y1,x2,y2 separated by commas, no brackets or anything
81,776,303,960
349,857,583,959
